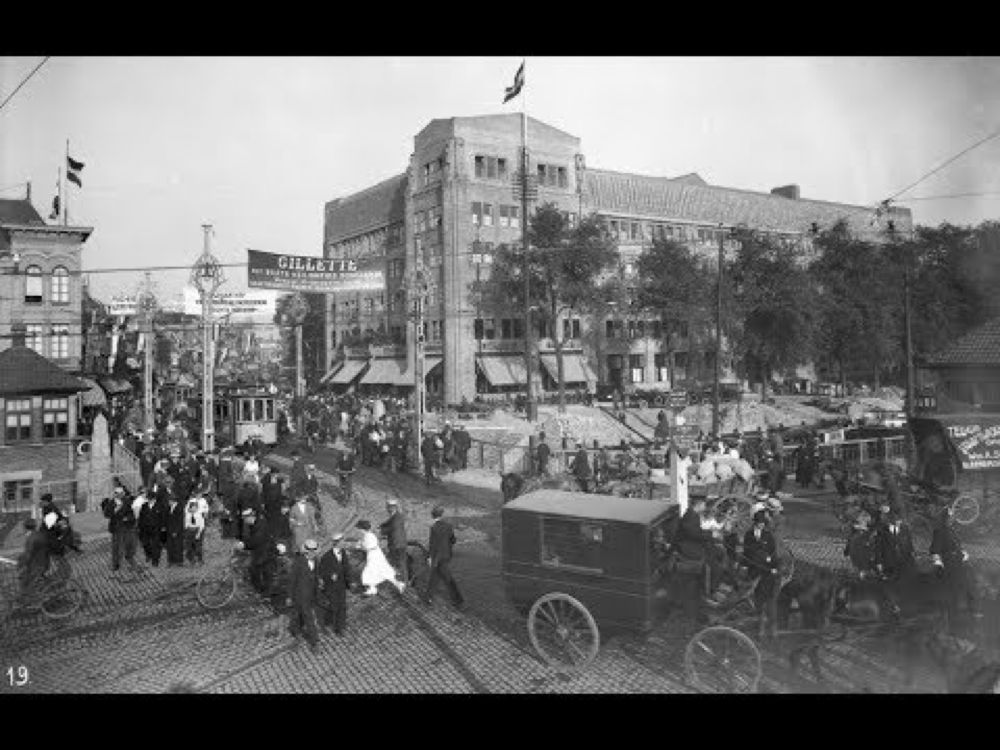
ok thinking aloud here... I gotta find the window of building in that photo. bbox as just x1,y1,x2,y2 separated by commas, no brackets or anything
5,399,32,442
513,319,524,339
416,211,427,233
609,220,619,238
509,205,520,229
474,318,484,340
25,325,43,355
471,202,482,225
606,320,615,338
673,351,689,370
364,298,374,314
51,267,70,303
541,517,604,573
537,164,547,184
501,319,512,339
431,320,443,341
482,203,493,227
498,158,508,181
557,167,568,188
630,354,645,383
562,318,581,341
51,326,69,359
475,156,485,179
483,318,496,340
42,398,69,439
631,222,640,241
2,478,36,513
499,205,510,228
654,353,668,382
25,265,43,303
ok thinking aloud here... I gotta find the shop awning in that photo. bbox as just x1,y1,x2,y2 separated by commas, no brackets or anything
320,362,344,385
100,378,133,395
328,359,368,385
539,353,597,384
425,357,442,375
360,358,411,386
477,356,527,386
78,377,107,408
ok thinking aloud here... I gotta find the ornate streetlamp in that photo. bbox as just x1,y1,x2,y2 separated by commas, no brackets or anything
190,224,225,452
136,271,158,434
280,292,310,436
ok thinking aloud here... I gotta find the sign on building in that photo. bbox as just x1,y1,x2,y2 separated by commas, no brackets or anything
109,296,138,317
247,249,385,293
183,288,277,318
938,415,1000,471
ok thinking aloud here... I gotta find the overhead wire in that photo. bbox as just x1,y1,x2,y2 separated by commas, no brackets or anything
0,56,50,115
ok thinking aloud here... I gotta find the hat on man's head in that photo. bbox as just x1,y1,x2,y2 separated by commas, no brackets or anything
114,486,125,495
431,505,445,518
242,508,256,517
387,498,399,506
331,532,344,542
303,539,318,552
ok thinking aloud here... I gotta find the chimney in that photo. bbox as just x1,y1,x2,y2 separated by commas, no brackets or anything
771,184,800,200
26,180,31,203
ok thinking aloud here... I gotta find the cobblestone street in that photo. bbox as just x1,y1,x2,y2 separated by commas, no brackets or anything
3,449,996,694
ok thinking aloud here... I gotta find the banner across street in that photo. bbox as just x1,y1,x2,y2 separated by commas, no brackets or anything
247,249,385,293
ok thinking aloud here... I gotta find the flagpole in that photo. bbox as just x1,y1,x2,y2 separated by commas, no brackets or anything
57,166,62,224
520,60,535,422
64,139,69,226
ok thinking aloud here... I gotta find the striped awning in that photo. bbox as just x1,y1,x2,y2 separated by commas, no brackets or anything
539,353,597,384
476,356,527,386
328,359,368,385
320,362,344,385
78,377,107,408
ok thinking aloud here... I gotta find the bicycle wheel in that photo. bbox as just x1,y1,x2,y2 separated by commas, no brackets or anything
196,567,236,609
951,495,980,526
40,579,84,619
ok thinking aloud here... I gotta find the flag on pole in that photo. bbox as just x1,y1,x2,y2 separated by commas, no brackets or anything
503,61,525,104
67,154,84,187
49,195,60,220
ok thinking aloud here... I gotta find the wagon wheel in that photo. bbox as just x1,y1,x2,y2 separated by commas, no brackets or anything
196,567,236,609
527,593,600,670
951,495,980,526
685,625,762,693
40,579,84,619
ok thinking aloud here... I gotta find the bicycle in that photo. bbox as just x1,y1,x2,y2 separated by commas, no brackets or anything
0,553,86,623
195,545,253,609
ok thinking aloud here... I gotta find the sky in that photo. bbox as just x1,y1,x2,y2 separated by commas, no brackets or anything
2,56,999,302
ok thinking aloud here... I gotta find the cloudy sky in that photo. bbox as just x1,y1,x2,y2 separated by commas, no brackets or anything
2,56,998,302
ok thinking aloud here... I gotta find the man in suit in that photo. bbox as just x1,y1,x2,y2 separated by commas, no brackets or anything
287,538,321,652
421,505,464,608
379,498,408,584
316,533,351,636
873,509,915,581
17,518,51,591
535,433,551,476
243,509,277,596
569,442,592,492
261,468,286,537
288,494,318,554
453,424,471,470
930,505,980,618
165,492,186,566
102,488,138,572
421,432,440,485
138,485,168,566
742,510,779,637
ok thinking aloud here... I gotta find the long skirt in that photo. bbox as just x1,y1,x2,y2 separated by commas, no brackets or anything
361,545,399,588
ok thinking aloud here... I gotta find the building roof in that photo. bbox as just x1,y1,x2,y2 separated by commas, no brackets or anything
0,346,90,396
582,168,911,236
0,199,46,251
925,317,1000,367
325,173,407,243
504,489,672,525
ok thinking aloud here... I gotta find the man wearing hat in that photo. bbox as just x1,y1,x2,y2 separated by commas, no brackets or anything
242,507,277,595
742,510,779,637
873,508,915,581
930,505,980,618
421,506,464,608
287,538,321,651
316,533,351,636
289,492,318,554
569,442,592,493
421,431,440,485
379,498,409,585
102,487,138,573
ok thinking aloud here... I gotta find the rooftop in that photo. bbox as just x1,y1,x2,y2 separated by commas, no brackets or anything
0,346,90,396
925,317,1000,367
503,489,673,525
324,173,407,244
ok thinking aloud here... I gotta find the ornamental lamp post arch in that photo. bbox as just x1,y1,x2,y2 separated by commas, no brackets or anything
190,224,225,453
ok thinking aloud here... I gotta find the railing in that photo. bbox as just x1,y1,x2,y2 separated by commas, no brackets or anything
467,436,531,474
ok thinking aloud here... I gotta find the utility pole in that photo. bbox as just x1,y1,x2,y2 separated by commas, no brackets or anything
712,227,724,438
408,267,431,464
191,224,225,453
898,225,915,418
515,115,538,421
139,272,156,433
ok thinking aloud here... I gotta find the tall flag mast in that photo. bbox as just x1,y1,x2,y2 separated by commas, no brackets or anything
65,140,85,226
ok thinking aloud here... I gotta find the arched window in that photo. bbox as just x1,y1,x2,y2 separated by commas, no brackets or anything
25,265,43,302
51,266,69,303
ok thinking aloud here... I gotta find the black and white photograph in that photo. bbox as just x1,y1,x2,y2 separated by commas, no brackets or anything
1,56,999,695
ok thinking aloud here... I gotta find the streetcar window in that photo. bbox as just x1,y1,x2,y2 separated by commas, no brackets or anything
254,399,264,421
240,399,253,422
265,400,275,421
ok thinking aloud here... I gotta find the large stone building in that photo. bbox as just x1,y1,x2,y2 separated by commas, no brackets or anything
0,195,93,372
321,114,912,405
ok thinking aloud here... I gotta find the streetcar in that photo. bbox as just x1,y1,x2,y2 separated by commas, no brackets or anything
212,385,279,449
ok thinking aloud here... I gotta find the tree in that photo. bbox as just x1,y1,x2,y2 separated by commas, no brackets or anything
274,292,326,389
635,237,713,388
811,220,900,391
471,204,617,412
728,228,816,400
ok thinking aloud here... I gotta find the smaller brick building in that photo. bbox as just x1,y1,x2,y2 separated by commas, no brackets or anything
0,346,88,514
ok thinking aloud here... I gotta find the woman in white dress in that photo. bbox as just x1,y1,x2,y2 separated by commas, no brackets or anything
355,520,404,596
